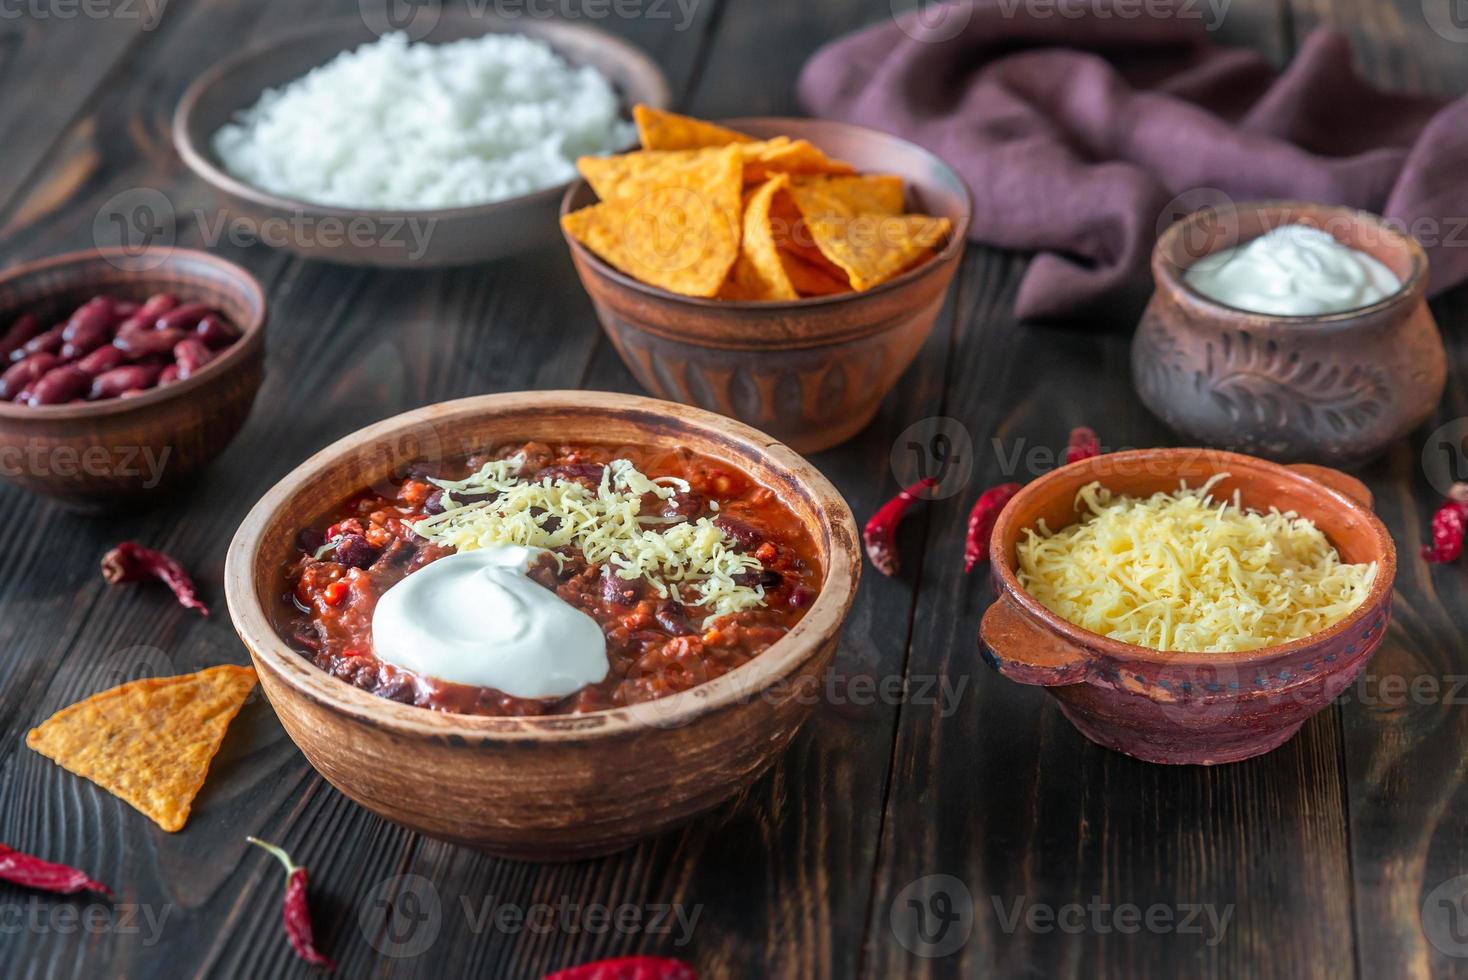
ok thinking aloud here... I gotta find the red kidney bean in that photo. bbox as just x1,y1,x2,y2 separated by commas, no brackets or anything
75,344,126,376
713,515,763,550
114,325,185,358
334,534,378,569
26,365,90,405
601,565,641,606
154,302,212,332
195,313,240,349
11,325,64,363
90,364,162,400
157,364,180,386
137,293,178,321
59,301,117,359
0,313,42,359
173,337,214,379
655,600,697,637
113,300,138,317
0,353,60,400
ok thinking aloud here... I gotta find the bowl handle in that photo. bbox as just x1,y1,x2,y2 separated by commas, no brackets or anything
1286,463,1374,511
980,593,1092,686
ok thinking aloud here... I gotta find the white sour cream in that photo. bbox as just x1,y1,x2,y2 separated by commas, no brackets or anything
371,544,608,699
1184,224,1400,316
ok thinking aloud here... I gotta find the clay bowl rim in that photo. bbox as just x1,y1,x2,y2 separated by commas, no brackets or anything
173,13,672,225
988,447,1396,669
558,115,974,311
225,389,862,744
1155,199,1429,325
0,247,266,422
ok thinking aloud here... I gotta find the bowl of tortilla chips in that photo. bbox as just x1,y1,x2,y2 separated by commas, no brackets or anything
560,107,971,453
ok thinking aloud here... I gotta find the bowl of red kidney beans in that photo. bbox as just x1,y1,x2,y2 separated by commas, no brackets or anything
0,247,265,509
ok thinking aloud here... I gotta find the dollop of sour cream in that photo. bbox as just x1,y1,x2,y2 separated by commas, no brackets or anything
371,544,608,699
1184,224,1400,316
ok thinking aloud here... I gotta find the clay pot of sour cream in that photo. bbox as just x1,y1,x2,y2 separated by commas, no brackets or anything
1132,201,1446,466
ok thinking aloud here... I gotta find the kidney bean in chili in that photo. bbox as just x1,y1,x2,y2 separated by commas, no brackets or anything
275,443,822,717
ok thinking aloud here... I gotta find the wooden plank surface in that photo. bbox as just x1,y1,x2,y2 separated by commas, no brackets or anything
0,0,1465,977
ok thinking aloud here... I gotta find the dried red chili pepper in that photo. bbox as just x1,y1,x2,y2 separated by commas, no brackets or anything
544,956,697,980
1422,483,1468,564
1065,426,1100,464
963,483,1021,573
246,837,336,971
0,844,111,896
863,477,937,577
101,542,209,617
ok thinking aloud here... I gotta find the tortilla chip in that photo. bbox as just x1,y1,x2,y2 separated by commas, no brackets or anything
26,665,257,832
726,176,799,301
786,180,950,290
781,250,853,296
634,105,754,149
577,147,740,205
793,174,906,215
745,140,856,183
564,145,743,298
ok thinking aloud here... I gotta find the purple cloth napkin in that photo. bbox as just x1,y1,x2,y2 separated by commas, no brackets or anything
798,2,1468,321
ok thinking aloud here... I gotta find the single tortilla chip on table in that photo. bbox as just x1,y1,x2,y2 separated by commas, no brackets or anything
26,664,257,832
725,175,799,301
633,104,755,149
564,144,744,298
787,178,951,291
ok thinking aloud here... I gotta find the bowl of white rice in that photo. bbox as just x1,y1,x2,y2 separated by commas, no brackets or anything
174,15,669,267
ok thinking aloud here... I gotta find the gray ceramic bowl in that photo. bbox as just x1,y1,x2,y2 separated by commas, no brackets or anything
174,14,670,268
1132,201,1446,466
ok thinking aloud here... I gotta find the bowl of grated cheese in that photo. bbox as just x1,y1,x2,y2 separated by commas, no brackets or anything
979,448,1395,766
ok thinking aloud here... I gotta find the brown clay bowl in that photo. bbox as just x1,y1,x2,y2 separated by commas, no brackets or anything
174,14,670,268
0,248,265,510
1132,201,1446,466
225,390,860,860
980,448,1396,765
561,118,971,454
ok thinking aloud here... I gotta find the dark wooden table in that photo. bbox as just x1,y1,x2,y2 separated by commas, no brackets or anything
2,1,1466,977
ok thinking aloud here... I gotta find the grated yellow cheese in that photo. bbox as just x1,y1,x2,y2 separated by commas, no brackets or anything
1015,475,1376,653
411,455,765,621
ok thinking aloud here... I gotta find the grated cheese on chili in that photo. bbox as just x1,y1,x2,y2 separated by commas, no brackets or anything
412,455,766,619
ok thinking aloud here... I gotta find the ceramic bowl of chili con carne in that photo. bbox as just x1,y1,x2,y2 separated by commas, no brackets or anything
979,448,1396,766
225,390,860,860
0,248,265,510
561,118,971,454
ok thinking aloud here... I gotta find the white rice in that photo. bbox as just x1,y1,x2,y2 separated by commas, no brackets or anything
212,31,635,210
